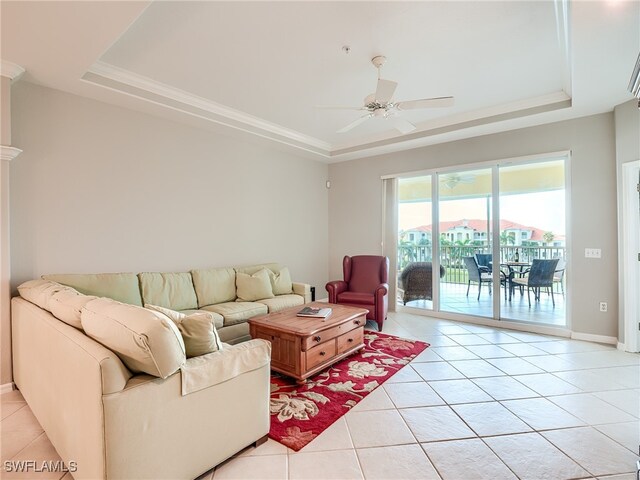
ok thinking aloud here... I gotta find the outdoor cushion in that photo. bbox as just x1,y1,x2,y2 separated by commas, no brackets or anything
43,273,143,306
81,298,186,379
49,289,97,330
236,269,274,302
337,291,375,305
138,272,198,311
191,267,236,306
268,267,293,295
201,302,268,326
145,304,223,358
257,294,304,313
18,279,74,312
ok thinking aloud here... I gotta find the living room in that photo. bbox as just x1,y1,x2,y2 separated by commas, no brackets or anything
1,1,639,479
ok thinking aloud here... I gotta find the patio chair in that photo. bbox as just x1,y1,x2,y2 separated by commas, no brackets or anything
463,256,494,300
399,262,446,305
553,258,566,295
474,253,493,273
512,258,559,307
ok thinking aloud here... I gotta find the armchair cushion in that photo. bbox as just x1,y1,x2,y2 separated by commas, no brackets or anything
337,291,375,305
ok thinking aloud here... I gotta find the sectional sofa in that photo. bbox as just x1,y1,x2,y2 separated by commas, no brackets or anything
11,263,312,479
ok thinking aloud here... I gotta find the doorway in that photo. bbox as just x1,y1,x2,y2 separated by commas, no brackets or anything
395,155,568,327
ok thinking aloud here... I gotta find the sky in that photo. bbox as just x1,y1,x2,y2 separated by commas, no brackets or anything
399,190,566,235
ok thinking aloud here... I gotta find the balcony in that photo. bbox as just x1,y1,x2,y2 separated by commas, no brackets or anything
397,244,566,326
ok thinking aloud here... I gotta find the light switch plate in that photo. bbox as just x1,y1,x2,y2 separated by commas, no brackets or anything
585,248,602,258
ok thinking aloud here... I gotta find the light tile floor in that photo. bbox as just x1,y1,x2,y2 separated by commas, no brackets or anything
1,312,639,480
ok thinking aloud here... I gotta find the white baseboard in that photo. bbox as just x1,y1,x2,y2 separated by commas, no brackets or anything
617,342,626,351
570,331,618,345
1,382,15,394
316,297,329,303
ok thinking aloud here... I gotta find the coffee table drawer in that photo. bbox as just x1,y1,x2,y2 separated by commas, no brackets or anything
303,316,365,350
337,327,363,354
306,340,337,370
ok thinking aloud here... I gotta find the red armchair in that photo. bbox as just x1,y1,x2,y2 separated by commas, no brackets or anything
325,255,389,331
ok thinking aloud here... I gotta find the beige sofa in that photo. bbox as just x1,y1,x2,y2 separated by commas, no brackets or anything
11,263,312,479
44,262,312,344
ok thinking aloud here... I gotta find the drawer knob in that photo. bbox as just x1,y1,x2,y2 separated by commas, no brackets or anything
314,335,322,342
348,338,354,343
320,351,326,356
354,320,361,325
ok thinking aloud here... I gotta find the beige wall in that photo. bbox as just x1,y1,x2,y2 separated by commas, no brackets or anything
328,113,618,338
614,99,640,343
10,82,329,292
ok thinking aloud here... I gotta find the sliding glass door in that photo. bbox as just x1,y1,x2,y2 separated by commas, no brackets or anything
498,159,566,325
438,167,494,319
395,156,567,327
397,175,434,310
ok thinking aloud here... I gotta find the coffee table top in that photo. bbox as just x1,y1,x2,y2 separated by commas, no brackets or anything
248,303,368,336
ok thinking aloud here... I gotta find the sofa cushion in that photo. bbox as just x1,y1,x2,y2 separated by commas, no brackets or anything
81,298,186,379
337,291,375,305
217,323,251,345
257,294,304,313
17,279,74,311
42,273,143,306
145,304,223,358
138,272,198,311
191,267,236,307
201,302,268,326
236,269,274,302
49,289,98,330
181,309,224,329
268,267,293,295
234,263,281,276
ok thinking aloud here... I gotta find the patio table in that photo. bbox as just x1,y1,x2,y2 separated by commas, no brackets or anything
500,262,531,301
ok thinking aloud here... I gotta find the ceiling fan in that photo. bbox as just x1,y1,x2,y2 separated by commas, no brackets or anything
317,55,454,134
440,173,476,189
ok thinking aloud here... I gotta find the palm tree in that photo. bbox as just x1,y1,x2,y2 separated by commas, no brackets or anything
543,231,555,244
500,231,516,245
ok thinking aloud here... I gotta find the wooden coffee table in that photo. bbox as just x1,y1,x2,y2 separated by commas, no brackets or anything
248,303,368,383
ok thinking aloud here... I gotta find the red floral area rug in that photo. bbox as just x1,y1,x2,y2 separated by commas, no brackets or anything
268,331,428,451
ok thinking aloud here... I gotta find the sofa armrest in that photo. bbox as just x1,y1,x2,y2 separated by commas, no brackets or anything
292,282,312,303
325,280,348,303
11,297,133,480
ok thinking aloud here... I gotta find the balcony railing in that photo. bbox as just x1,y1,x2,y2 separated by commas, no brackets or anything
398,244,566,284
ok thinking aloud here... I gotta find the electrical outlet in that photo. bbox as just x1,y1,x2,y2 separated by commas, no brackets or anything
599,302,608,312
585,248,602,258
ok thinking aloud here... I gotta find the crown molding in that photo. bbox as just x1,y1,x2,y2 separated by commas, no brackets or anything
0,145,23,162
84,61,332,155
0,61,25,82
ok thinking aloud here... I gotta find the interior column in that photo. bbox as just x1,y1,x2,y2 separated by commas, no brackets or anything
0,61,24,389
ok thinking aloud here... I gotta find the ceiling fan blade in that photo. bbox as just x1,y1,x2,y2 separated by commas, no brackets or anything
392,117,416,134
396,96,455,110
375,79,398,104
337,114,373,134
315,105,365,110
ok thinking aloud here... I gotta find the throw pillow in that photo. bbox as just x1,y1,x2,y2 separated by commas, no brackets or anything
145,304,223,357
81,298,186,379
268,267,293,295
236,269,274,302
